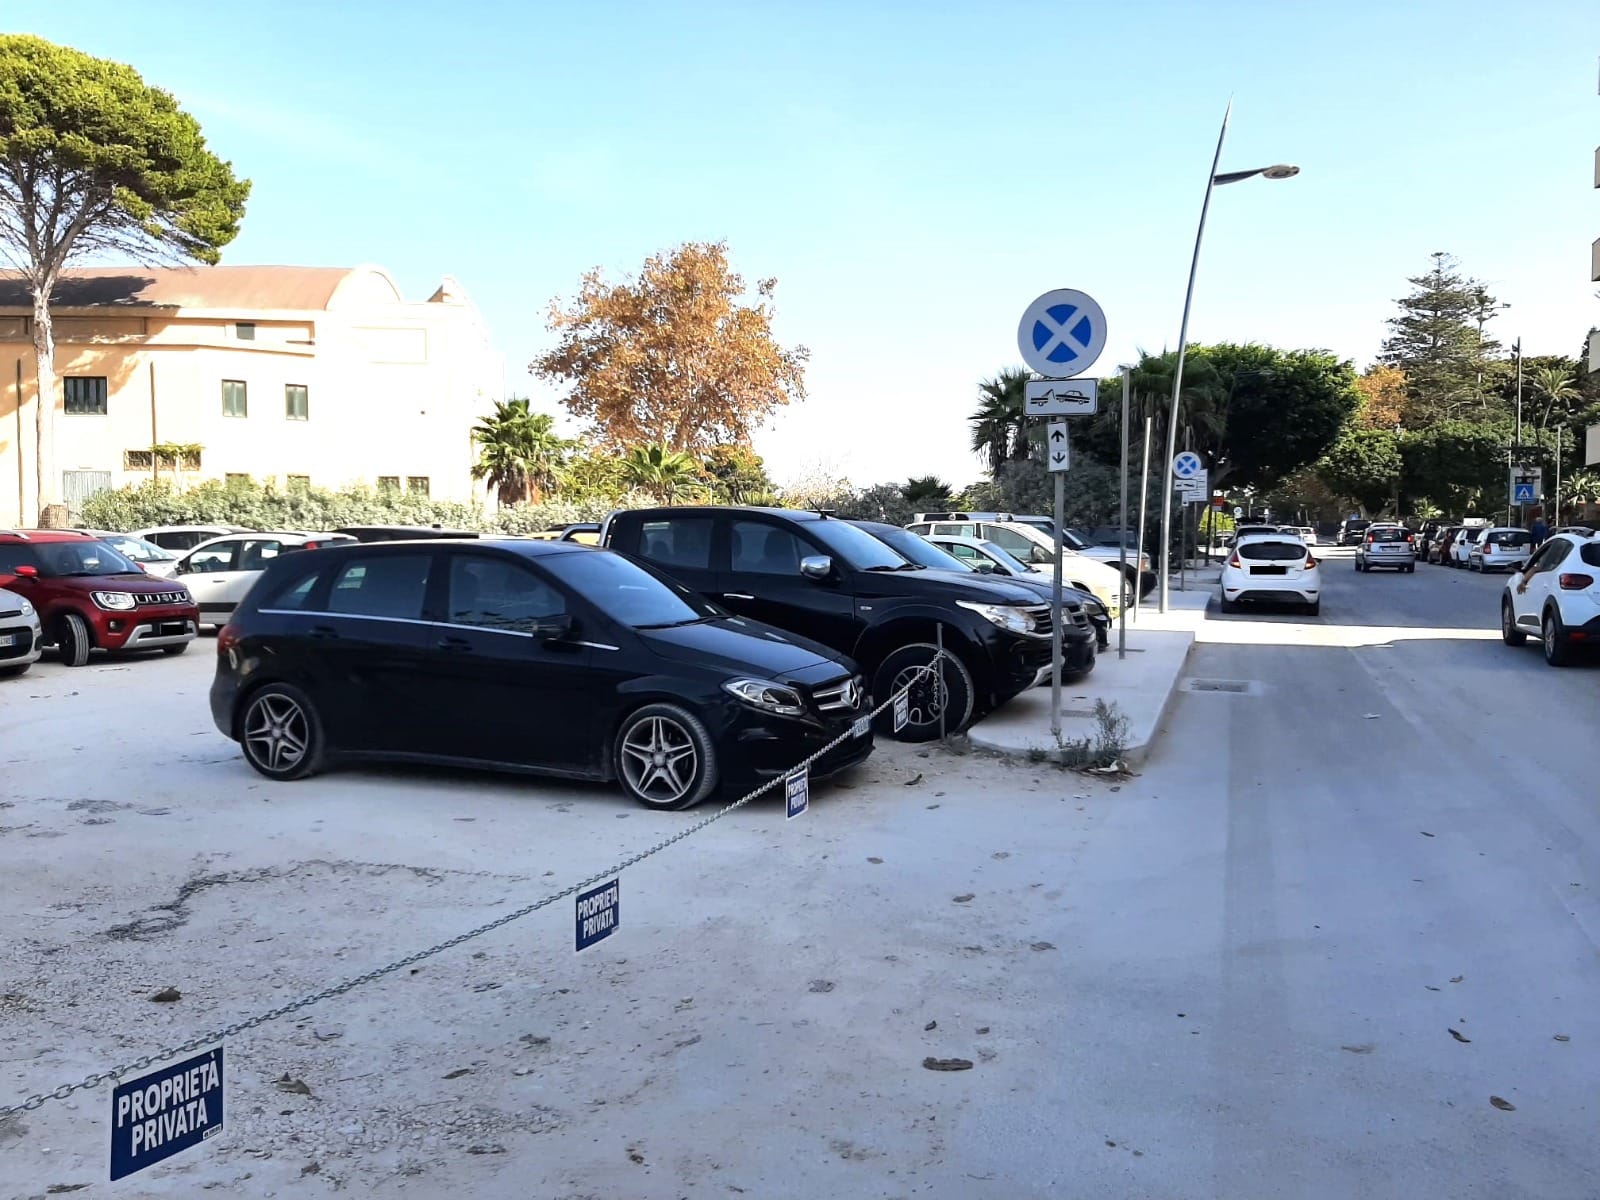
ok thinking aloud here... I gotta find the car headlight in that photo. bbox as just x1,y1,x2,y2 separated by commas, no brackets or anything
18,599,33,617
957,600,1036,636
1083,598,1108,620
723,677,806,717
91,591,138,611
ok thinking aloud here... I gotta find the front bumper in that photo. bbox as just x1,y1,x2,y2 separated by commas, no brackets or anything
0,619,42,666
721,708,874,790
98,607,200,650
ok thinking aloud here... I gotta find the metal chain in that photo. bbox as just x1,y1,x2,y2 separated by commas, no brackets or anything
0,654,955,1120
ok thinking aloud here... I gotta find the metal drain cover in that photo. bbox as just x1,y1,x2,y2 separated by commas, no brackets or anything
1183,678,1261,695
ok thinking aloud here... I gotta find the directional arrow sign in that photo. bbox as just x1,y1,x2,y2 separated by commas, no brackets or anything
1025,378,1098,417
1047,420,1069,472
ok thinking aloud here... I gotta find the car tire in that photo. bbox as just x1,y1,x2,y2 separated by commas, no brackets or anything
1405,564,1415,574
872,642,975,743
1218,594,1236,613
614,703,718,811
56,612,92,667
1305,599,1321,616
238,682,326,781
1501,599,1527,646
1542,609,1578,667
162,643,189,656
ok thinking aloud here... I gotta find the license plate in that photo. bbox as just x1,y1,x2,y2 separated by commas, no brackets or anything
1251,566,1287,575
0,633,14,647
851,715,870,739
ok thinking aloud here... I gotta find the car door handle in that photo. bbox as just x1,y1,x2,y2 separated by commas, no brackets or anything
308,625,339,640
437,635,472,652
722,593,755,601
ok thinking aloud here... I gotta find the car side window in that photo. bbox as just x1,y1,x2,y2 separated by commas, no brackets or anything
262,566,323,611
447,555,566,632
326,554,431,620
730,521,807,576
1524,541,1566,576
237,540,284,572
188,540,241,572
634,517,714,571
0,545,39,573
931,523,971,536
983,526,1036,557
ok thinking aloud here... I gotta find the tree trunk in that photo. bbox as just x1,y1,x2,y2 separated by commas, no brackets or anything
31,287,60,519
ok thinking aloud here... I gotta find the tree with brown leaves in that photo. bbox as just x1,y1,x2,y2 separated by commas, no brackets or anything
531,241,807,454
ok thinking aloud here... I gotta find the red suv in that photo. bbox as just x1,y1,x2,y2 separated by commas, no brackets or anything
0,530,200,666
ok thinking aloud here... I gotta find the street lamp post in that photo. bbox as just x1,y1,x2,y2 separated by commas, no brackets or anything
1157,101,1298,613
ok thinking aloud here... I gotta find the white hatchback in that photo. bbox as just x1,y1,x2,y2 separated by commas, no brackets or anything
1469,527,1533,573
0,583,43,676
1500,532,1600,665
1221,533,1322,615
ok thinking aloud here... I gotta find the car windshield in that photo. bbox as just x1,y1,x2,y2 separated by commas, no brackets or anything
102,535,177,563
1238,541,1308,562
1059,528,1089,550
805,518,911,571
25,540,143,577
861,526,955,570
541,549,718,628
975,541,1036,575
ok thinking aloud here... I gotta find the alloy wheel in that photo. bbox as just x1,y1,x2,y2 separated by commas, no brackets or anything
619,716,699,806
891,662,947,728
243,693,310,773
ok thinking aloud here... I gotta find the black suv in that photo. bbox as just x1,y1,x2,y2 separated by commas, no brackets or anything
211,539,872,809
602,506,1094,740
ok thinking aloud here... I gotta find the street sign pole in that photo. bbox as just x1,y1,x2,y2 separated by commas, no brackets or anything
1118,367,1129,659
1050,470,1064,740
1134,415,1151,622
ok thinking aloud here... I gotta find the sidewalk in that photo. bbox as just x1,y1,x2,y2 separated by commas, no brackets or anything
965,567,1220,765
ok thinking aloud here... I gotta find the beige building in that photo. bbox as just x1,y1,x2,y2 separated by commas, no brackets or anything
0,265,503,525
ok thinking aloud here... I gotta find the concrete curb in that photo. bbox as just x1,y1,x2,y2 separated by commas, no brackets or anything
964,628,1197,768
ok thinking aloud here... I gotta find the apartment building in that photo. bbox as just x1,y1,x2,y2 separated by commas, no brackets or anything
0,264,503,524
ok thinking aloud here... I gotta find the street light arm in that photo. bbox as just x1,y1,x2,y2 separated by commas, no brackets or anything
1213,164,1300,185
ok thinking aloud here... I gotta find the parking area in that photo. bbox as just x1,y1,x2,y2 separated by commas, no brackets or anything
3,645,1123,1197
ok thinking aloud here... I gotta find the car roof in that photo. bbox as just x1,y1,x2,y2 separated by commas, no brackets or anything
302,536,585,559
0,528,95,543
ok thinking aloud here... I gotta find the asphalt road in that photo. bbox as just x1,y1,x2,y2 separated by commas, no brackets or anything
952,547,1600,1198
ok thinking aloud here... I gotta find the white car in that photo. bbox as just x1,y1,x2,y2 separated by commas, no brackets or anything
1500,531,1600,665
176,531,354,627
0,583,43,676
1282,525,1317,546
1221,531,1321,615
1468,527,1533,573
133,524,253,553
922,533,1124,615
77,530,183,579
1448,528,1477,568
907,518,1137,610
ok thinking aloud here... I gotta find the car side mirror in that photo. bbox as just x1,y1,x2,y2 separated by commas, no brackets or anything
535,613,574,642
11,564,38,579
799,555,833,581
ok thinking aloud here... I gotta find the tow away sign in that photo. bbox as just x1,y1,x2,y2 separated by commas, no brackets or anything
110,1047,224,1180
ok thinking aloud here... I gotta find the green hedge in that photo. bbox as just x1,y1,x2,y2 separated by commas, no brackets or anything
79,478,638,536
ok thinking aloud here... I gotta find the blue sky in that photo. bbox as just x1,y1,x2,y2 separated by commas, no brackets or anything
28,0,1600,488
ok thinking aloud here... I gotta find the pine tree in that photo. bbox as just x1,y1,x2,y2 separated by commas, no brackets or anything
1379,252,1504,423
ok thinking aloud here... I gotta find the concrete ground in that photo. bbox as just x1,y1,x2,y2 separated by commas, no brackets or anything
3,551,1599,1198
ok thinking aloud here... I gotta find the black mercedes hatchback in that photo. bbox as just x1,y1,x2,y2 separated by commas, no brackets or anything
210,539,872,809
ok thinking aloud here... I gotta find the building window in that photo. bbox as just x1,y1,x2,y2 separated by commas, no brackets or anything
377,476,401,494
236,322,256,341
285,384,309,420
406,476,430,497
222,379,248,417
64,376,108,415
287,474,311,491
225,473,250,486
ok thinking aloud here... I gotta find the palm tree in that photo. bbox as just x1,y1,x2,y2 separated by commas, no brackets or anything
1530,365,1582,440
621,444,704,504
471,398,571,505
901,475,952,510
970,368,1031,475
